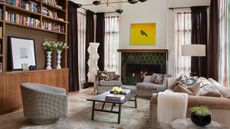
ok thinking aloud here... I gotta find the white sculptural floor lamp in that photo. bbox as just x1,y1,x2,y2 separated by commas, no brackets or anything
182,44,206,76
87,43,100,89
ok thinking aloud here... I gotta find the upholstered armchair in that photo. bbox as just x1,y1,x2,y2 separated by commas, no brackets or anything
136,74,170,98
20,83,68,125
95,71,122,94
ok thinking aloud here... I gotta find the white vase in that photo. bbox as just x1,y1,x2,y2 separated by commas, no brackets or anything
56,50,62,69
46,51,52,70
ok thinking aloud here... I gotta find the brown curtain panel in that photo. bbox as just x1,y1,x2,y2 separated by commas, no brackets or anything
96,13,105,71
68,1,79,91
85,10,95,84
191,6,208,77
207,0,219,80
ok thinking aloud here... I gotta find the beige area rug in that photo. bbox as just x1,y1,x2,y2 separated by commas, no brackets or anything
0,88,150,129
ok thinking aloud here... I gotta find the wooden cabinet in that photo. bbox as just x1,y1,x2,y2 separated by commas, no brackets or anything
0,68,69,115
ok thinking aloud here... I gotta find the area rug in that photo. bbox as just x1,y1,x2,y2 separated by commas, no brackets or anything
0,89,150,129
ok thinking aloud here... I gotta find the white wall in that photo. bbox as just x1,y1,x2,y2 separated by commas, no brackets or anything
119,0,168,49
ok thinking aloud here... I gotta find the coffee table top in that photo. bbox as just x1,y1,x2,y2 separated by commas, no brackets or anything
87,91,136,104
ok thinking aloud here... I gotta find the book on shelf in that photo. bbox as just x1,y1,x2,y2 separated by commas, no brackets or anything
0,26,2,38
105,94,125,102
41,7,64,21
6,0,40,13
0,8,2,21
5,11,40,28
43,0,59,8
42,21,64,33
0,43,2,54
0,63,2,72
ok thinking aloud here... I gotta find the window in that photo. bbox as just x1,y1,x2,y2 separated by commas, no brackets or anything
175,11,192,76
77,10,86,83
219,0,229,87
104,15,120,73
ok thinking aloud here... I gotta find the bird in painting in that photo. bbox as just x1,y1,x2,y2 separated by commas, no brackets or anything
140,30,148,37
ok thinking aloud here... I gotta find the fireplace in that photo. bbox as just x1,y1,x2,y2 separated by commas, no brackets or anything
119,49,168,85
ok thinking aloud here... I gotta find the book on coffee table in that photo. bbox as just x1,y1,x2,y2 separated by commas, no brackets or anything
105,94,125,102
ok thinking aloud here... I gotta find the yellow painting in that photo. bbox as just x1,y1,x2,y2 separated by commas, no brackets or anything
130,23,156,45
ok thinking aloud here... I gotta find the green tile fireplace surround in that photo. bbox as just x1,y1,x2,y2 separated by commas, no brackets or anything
118,49,168,85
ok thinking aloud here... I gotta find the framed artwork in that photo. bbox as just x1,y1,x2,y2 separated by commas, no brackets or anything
8,36,36,70
130,23,156,45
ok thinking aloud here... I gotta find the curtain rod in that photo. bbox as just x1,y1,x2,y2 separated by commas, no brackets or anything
169,6,209,10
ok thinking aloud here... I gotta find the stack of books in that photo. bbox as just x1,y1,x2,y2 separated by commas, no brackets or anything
5,11,40,28
43,0,57,7
42,21,64,32
6,0,40,13
0,26,3,38
105,94,125,102
41,7,63,21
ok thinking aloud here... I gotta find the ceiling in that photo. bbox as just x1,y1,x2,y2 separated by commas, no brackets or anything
70,0,124,13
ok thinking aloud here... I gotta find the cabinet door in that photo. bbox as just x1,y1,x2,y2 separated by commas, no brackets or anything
0,74,6,114
6,73,25,112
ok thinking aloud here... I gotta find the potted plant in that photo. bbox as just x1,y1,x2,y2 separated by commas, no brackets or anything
56,41,68,69
42,40,56,70
190,106,211,127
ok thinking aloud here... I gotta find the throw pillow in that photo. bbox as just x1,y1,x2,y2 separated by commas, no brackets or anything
176,75,197,86
173,83,194,95
107,72,116,80
97,70,109,81
152,74,164,84
187,83,201,96
208,78,230,99
199,78,223,97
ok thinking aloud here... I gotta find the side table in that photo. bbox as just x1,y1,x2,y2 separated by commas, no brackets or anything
171,118,227,129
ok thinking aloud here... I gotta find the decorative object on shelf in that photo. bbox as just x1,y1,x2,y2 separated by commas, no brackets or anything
87,43,100,82
190,106,211,127
56,41,68,69
130,23,156,46
42,40,56,70
8,37,36,70
21,63,29,71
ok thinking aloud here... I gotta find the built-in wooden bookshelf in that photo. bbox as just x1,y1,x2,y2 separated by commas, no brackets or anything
0,0,68,72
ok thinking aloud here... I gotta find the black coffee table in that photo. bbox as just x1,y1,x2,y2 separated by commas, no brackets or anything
87,91,137,124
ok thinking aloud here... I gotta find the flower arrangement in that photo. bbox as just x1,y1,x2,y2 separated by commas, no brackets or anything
42,40,56,51
111,87,123,93
56,41,68,51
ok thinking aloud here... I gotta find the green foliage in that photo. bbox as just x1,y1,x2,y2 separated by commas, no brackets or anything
191,106,210,116
111,87,122,92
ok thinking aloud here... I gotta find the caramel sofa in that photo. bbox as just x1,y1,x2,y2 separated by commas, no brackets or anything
149,78,230,129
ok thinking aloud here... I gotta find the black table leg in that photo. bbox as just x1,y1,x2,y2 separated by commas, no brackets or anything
91,101,95,120
135,96,137,108
118,104,122,124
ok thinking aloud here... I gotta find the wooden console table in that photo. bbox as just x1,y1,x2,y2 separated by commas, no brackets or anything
0,68,69,115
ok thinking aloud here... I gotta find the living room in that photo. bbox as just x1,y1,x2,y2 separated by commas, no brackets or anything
0,0,230,129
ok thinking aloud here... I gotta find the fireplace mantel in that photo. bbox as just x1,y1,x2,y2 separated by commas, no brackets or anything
117,49,168,53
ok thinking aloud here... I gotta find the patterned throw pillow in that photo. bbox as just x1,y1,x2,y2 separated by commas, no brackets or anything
174,82,201,96
176,75,197,86
151,74,164,84
97,71,109,81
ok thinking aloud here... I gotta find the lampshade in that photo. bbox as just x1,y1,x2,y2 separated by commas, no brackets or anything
182,44,206,57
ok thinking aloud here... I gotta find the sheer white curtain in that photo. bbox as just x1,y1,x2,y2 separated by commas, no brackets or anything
104,15,120,73
77,9,86,83
175,11,192,76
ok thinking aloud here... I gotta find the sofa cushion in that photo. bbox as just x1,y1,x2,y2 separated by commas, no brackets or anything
198,77,223,97
143,75,155,83
173,83,200,96
176,75,197,86
99,80,122,86
209,78,230,99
